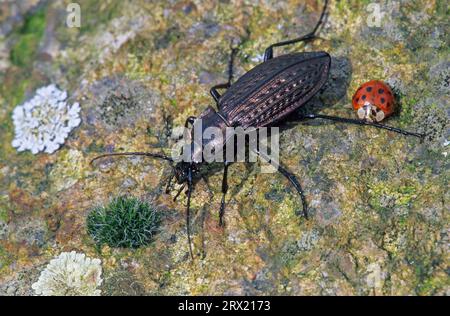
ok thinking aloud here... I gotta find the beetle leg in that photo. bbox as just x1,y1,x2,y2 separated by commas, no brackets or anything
200,174,214,199
186,165,194,260
263,0,328,61
165,169,175,194
210,83,230,104
210,45,238,106
274,164,308,219
173,184,186,201
302,113,424,138
219,161,231,227
254,149,308,219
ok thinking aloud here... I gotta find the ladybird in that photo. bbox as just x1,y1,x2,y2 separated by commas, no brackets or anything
352,80,395,122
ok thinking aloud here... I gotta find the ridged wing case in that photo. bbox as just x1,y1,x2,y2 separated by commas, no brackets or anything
219,51,331,127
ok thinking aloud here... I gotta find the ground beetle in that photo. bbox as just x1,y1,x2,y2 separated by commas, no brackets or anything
92,0,422,259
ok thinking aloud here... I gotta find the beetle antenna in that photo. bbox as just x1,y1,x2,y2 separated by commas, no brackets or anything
90,152,174,165
228,41,239,85
303,114,424,138
312,0,328,35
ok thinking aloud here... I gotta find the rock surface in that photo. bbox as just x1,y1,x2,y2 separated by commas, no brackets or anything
0,0,448,295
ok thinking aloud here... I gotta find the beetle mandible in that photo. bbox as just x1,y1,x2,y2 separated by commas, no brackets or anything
92,0,422,259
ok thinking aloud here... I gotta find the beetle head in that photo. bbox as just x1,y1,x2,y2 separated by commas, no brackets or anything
173,161,199,184
173,162,190,184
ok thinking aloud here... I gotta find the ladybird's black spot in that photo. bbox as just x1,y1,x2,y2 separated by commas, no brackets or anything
378,89,384,94
362,95,366,100
366,86,373,92
356,98,359,103
387,102,391,108
381,98,386,104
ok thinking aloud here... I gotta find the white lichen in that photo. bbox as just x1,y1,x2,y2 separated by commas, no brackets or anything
366,262,384,292
297,229,320,251
32,251,102,296
11,84,81,154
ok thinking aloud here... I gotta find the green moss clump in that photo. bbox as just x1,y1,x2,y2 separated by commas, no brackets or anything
10,8,47,67
87,196,161,248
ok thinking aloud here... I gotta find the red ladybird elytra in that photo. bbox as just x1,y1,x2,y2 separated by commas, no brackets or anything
352,80,395,122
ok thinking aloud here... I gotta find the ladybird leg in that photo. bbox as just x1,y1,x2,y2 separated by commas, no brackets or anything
263,0,328,61
210,45,239,105
254,149,308,219
219,161,231,227
303,113,424,138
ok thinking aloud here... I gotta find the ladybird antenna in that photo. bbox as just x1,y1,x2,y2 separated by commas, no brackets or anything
90,152,174,165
